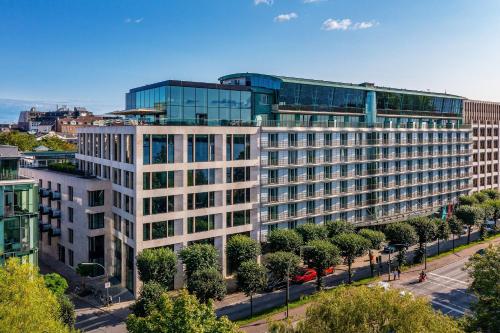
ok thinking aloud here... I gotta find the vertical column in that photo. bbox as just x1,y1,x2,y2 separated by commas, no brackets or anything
365,91,377,125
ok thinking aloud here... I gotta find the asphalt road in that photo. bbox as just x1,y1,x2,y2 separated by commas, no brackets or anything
216,231,480,320
391,256,476,317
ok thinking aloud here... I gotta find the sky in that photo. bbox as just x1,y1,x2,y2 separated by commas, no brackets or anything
1,0,500,122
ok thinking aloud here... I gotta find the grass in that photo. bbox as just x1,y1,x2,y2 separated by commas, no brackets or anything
235,276,379,326
235,234,500,326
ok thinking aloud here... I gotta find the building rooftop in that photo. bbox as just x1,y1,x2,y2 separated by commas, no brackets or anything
0,145,20,158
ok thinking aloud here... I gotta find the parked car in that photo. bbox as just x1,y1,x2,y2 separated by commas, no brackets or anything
292,268,317,284
383,245,396,254
323,266,335,276
265,275,287,292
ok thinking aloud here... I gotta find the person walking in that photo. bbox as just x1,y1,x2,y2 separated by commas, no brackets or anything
393,268,397,281
397,267,401,280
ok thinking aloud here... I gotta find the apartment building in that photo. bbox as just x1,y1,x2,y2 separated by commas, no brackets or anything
0,145,39,266
20,73,473,296
463,100,500,192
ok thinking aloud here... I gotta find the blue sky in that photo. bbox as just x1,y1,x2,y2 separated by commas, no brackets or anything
1,0,499,121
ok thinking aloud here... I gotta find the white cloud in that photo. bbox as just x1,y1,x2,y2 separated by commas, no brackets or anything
322,18,378,31
254,0,273,5
274,12,298,23
321,18,352,31
125,17,143,24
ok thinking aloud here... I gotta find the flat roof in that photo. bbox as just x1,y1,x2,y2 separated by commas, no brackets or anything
128,80,252,93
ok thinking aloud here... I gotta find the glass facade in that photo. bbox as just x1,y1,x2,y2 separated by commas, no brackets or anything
376,92,462,114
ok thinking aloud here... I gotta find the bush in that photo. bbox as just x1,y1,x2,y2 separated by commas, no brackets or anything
57,294,76,329
44,273,68,296
187,268,226,304
136,248,177,289
179,244,219,278
267,229,303,253
226,235,260,273
130,282,166,317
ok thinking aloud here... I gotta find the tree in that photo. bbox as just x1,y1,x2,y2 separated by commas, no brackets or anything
325,220,354,238
331,233,371,283
44,273,68,296
483,198,500,219
179,243,219,278
269,285,463,333
0,259,73,333
267,229,303,253
448,216,464,252
434,218,450,255
186,268,226,304
226,234,260,273
264,251,302,283
0,131,37,151
126,289,238,333
295,223,328,243
454,205,485,244
130,282,166,317
458,195,478,206
236,261,267,317
136,247,177,289
471,191,488,204
465,245,500,333
384,222,417,266
358,228,385,249
302,240,340,290
407,216,437,264
57,294,76,329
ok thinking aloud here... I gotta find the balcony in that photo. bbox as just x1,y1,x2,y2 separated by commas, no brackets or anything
39,188,50,198
39,222,51,232
39,205,50,215
49,208,61,218
48,226,61,237
49,191,61,200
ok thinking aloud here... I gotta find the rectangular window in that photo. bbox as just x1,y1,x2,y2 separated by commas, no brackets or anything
226,209,251,227
227,134,250,160
188,134,216,162
68,228,74,243
68,249,74,267
88,190,105,207
152,135,168,163
113,191,121,208
143,172,151,190
113,213,122,231
125,134,134,164
68,207,74,223
88,212,105,229
151,220,175,239
58,244,65,263
226,167,251,183
143,134,151,165
187,168,216,186
68,186,74,201
187,215,216,234
124,219,134,239
187,192,216,210
143,223,151,241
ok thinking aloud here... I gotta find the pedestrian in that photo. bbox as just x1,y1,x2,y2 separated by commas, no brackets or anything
393,269,397,281
397,267,401,279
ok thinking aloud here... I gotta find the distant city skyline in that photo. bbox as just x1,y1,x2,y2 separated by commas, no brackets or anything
1,0,500,122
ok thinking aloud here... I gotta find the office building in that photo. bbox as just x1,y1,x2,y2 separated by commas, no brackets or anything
23,73,472,295
464,99,500,191
0,145,39,265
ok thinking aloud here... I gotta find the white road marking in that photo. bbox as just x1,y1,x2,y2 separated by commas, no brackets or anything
428,272,469,285
423,279,468,294
431,300,465,315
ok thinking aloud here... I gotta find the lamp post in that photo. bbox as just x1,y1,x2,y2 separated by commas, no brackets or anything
424,241,428,270
80,262,109,306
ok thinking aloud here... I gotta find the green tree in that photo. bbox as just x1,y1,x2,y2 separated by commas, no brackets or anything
448,216,464,252
44,273,69,296
465,245,500,333
264,251,302,284
136,248,177,289
434,218,451,255
458,195,478,206
325,220,354,238
454,205,485,244
236,261,267,317
471,191,488,204
407,216,437,263
295,223,328,243
57,294,76,329
0,131,37,151
267,229,303,253
331,233,371,283
481,188,500,200
39,136,76,151
384,222,417,266
179,243,219,278
0,259,73,333
302,240,340,290
358,228,386,276
269,285,463,333
126,289,238,333
226,234,260,273
130,282,166,317
186,268,226,304
483,198,500,219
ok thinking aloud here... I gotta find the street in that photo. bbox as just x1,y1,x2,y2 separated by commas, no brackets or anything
391,255,476,317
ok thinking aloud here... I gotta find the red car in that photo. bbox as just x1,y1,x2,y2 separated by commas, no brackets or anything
292,268,317,284
323,266,335,276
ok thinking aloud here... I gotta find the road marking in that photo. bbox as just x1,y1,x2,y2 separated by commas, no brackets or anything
431,300,465,315
428,272,469,285
423,279,469,294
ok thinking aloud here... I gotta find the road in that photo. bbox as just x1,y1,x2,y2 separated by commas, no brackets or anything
391,255,476,317
74,296,129,333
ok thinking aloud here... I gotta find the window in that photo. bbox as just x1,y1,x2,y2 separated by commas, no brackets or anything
226,134,250,160
113,134,121,161
188,134,215,162
187,192,216,210
151,220,175,239
113,213,122,231
187,169,216,186
68,207,74,223
68,249,74,267
113,191,122,208
226,188,251,205
68,186,73,201
125,134,134,164
58,244,65,263
226,209,251,227
226,167,251,183
143,223,151,241
124,195,134,214
88,190,104,207
124,171,134,189
143,171,176,189
187,214,216,233
68,228,74,243
149,196,175,214
124,219,134,239
143,134,151,165
88,213,105,229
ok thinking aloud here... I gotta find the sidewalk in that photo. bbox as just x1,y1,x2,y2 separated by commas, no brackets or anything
239,236,500,333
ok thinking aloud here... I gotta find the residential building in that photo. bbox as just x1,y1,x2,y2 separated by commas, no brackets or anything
18,106,93,133
21,74,472,296
464,99,500,191
0,145,39,265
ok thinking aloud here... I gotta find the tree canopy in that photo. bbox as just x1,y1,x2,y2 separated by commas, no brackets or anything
0,259,73,333
44,273,69,296
264,251,302,282
131,282,166,317
0,131,76,152
384,222,418,247
186,268,226,304
302,240,340,290
226,234,260,273
269,285,463,333
295,223,328,243
358,229,386,249
325,220,354,238
331,233,371,283
267,229,303,253
407,216,437,248
236,261,267,316
179,243,219,278
126,289,238,333
136,247,177,289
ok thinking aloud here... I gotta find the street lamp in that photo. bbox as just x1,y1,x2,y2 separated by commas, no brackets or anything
80,262,110,306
